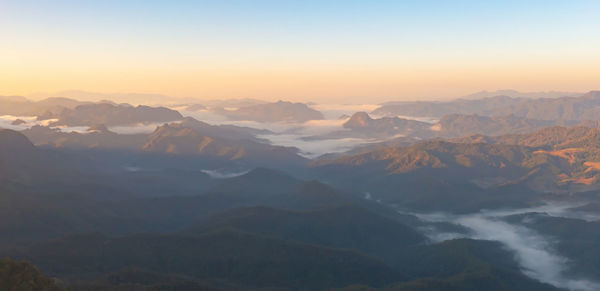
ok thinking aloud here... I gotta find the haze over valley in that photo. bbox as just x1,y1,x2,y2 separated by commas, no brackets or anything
2,89,600,290
3,1,600,290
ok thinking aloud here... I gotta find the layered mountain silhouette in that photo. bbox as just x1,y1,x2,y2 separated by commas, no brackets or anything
308,111,565,141
0,126,581,290
0,96,89,116
22,118,306,168
461,89,581,100
0,95,183,127
433,113,566,137
313,124,600,210
373,95,523,118
373,90,600,122
3,91,600,290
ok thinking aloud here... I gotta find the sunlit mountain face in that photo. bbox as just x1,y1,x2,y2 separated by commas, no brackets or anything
2,1,600,290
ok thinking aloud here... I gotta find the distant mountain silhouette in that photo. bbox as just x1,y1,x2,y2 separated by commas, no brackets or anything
201,97,267,108
212,100,324,123
491,90,600,121
45,103,183,126
31,90,180,105
433,113,563,137
309,112,560,141
22,125,146,150
0,95,88,116
373,91,600,121
461,89,581,100
373,95,522,118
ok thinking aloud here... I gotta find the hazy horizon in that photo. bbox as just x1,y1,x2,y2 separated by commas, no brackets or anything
1,88,592,106
3,1,600,103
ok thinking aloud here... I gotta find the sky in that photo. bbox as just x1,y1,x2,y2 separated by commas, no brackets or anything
1,0,600,103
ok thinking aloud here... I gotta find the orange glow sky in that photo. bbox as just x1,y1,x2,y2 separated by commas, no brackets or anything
2,1,599,103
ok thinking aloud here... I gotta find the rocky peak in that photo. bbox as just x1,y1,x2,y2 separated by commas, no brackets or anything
343,112,374,129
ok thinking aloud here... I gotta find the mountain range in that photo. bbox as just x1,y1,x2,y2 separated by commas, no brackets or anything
373,91,600,121
4,90,600,290
21,118,306,169
308,111,575,141
312,125,600,213
42,103,183,127
0,128,569,290
0,96,89,116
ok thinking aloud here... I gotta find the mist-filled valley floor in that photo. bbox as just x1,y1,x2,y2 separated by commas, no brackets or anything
3,91,600,290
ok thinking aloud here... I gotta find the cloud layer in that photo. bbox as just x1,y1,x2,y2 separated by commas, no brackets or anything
408,202,600,291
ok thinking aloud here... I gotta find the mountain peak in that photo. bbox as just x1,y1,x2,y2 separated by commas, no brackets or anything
178,116,210,128
343,112,373,128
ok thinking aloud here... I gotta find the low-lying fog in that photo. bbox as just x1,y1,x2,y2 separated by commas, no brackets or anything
0,115,167,135
200,169,250,179
405,202,600,291
2,103,438,158
178,105,437,158
174,110,353,158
